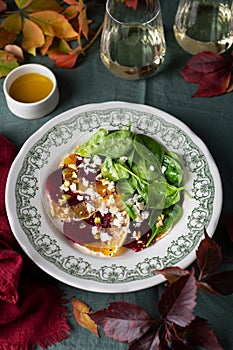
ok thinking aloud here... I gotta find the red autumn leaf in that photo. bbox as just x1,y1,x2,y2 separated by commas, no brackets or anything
196,228,222,280
153,266,189,283
91,301,155,343
201,270,233,295
185,317,223,350
181,51,233,97
225,213,233,242
129,329,160,350
158,269,197,327
125,0,138,11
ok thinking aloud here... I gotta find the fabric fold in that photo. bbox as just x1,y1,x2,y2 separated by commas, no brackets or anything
0,135,70,350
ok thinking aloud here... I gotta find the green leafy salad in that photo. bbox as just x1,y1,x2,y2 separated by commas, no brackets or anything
45,127,185,256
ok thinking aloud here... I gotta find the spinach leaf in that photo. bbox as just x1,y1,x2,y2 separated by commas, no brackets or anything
116,179,135,196
101,157,129,181
148,180,185,209
163,153,183,186
90,130,133,158
146,204,182,246
133,134,164,164
75,128,108,157
122,201,136,220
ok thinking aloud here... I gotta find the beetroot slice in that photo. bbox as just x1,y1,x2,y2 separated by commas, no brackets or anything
45,169,63,203
64,220,95,244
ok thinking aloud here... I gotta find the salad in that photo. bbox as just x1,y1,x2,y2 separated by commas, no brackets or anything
45,127,185,257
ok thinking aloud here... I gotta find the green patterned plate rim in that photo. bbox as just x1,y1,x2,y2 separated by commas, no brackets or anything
5,102,222,293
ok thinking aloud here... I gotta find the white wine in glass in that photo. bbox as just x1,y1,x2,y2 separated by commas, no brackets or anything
174,0,233,55
100,0,166,80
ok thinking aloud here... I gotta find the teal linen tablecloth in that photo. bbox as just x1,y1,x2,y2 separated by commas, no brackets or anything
1,0,233,349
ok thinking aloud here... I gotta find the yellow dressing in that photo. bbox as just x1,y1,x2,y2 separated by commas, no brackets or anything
9,73,54,103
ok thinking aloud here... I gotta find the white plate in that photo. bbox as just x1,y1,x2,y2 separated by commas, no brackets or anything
5,102,222,293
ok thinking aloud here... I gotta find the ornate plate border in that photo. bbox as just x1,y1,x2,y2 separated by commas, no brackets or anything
6,102,222,292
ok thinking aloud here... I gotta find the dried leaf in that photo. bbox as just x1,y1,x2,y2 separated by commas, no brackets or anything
153,266,189,283
91,301,155,343
225,213,233,242
29,10,78,39
181,51,233,97
72,297,99,336
4,44,24,61
0,50,19,77
158,269,197,327
1,13,22,34
0,0,7,13
202,270,233,295
196,228,222,280
22,18,45,55
185,317,223,350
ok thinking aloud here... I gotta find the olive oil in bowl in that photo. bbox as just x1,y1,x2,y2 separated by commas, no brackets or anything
9,73,54,103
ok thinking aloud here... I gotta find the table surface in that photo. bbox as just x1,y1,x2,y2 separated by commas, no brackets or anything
1,0,233,349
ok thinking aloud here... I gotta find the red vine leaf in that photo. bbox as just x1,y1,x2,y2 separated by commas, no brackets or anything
225,213,233,242
91,301,155,343
158,269,197,327
153,266,189,283
185,317,223,350
129,329,160,350
196,228,222,280
72,297,99,336
201,270,233,296
181,51,233,97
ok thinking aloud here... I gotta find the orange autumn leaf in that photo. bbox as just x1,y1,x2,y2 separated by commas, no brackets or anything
62,4,79,20
29,10,78,39
40,35,54,55
0,28,16,48
22,17,45,55
72,297,99,336
78,7,89,40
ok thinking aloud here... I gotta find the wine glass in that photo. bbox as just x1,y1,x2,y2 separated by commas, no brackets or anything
174,0,233,55
100,0,166,80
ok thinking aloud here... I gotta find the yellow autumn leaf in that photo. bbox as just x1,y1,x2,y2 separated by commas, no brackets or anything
26,0,62,13
29,10,78,39
15,0,34,9
22,18,45,55
1,14,22,34
0,50,19,77
72,297,99,336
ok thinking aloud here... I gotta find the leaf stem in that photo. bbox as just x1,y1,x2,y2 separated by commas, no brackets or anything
81,22,104,53
117,163,149,185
